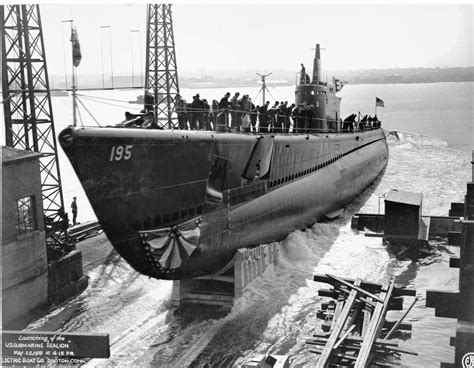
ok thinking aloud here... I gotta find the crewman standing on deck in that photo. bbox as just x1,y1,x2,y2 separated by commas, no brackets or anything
71,197,78,226
218,92,231,130
300,64,306,84
230,92,241,131
175,94,187,130
258,101,270,132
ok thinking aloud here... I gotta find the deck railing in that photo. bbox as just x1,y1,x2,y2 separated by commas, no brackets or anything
118,107,381,134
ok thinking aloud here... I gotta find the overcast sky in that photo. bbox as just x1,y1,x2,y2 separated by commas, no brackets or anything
33,3,474,76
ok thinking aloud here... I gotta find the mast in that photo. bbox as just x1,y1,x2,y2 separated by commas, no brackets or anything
312,43,321,85
257,72,272,106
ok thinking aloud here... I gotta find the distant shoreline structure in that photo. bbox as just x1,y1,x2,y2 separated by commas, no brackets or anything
49,66,473,90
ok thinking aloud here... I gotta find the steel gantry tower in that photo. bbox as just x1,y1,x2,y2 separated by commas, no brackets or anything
145,4,179,129
1,4,64,221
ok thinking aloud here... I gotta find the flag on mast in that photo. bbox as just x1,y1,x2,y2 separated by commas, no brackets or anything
376,97,384,107
71,26,82,67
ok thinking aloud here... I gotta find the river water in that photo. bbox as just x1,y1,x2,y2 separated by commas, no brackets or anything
26,82,472,367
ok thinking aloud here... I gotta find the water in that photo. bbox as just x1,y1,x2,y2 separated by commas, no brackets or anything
27,82,472,367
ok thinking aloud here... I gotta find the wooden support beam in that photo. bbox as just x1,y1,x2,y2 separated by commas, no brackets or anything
316,279,362,368
388,297,403,311
385,297,418,339
318,288,338,298
379,345,419,356
448,231,461,246
370,361,401,367
362,296,372,338
309,348,357,361
313,274,415,297
355,280,395,368
333,324,356,350
358,296,377,308
326,274,384,303
365,233,385,238
449,257,460,268
330,295,346,332
426,290,460,318
383,321,412,331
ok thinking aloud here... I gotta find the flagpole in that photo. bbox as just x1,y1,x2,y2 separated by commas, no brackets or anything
72,22,77,127
73,65,77,127
63,19,77,127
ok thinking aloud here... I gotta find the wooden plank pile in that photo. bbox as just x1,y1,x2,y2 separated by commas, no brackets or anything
307,274,418,367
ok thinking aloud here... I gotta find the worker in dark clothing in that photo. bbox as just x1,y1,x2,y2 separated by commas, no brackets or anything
202,99,210,130
359,114,368,131
58,207,69,240
250,104,258,133
258,101,270,132
292,104,303,133
144,92,154,112
219,93,231,109
373,114,380,128
185,102,193,129
285,103,295,133
218,92,231,130
175,94,187,130
230,92,241,131
71,197,78,226
305,106,315,132
343,114,356,132
211,100,219,130
191,94,204,130
239,95,252,132
268,101,279,132
276,102,286,133
300,64,306,84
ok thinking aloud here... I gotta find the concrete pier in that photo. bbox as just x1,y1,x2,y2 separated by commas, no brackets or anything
171,243,279,307
426,151,474,367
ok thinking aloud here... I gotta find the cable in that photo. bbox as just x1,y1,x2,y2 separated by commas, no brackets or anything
76,97,102,127
79,95,143,112
76,101,84,126
76,93,138,104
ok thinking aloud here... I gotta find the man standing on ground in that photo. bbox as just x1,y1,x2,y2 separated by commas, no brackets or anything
71,197,78,226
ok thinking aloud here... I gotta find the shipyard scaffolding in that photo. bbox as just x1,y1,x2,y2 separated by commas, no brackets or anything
145,4,180,129
1,5,68,249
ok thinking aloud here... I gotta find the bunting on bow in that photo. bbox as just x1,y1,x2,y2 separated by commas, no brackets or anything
140,218,201,270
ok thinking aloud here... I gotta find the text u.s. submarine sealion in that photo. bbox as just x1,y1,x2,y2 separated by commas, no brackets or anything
59,44,389,280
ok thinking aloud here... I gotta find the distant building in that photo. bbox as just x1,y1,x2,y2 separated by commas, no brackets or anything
2,146,48,327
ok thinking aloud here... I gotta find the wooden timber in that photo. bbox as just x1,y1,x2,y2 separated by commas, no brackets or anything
308,274,418,367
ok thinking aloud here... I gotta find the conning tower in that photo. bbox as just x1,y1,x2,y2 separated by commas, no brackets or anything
295,44,330,131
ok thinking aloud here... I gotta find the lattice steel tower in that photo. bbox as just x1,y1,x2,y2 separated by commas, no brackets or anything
1,4,64,221
145,4,180,129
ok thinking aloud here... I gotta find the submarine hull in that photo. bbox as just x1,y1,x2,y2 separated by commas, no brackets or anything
59,127,388,279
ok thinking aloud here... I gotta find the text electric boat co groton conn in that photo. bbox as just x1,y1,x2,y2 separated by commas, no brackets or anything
59,44,389,280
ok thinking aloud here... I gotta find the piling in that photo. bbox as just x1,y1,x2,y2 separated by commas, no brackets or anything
426,150,474,367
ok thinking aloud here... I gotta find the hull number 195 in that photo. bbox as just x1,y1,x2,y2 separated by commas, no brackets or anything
110,145,133,161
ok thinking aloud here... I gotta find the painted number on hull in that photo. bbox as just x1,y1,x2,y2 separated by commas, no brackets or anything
110,145,133,161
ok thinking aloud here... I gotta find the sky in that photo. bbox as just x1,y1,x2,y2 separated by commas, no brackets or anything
9,3,474,77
